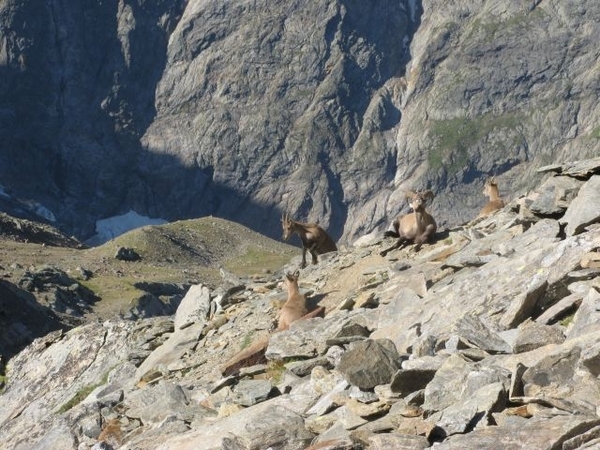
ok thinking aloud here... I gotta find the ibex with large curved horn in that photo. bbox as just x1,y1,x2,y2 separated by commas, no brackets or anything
281,213,337,268
380,190,437,256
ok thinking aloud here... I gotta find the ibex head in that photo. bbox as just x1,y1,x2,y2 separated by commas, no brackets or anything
281,213,294,240
285,270,300,284
483,177,498,196
405,190,435,212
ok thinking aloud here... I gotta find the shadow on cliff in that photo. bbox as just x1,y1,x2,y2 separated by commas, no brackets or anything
125,0,426,247
1,0,427,250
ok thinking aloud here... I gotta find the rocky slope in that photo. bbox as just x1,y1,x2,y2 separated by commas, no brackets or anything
0,0,598,243
1,157,600,449
0,215,298,360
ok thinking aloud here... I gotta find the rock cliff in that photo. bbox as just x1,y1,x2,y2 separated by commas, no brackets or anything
0,0,598,244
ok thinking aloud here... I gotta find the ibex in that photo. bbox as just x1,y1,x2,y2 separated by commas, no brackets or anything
220,270,323,376
380,190,437,257
277,270,307,331
478,178,505,217
281,213,337,268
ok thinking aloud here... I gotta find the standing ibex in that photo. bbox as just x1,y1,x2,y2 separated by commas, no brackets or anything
380,190,437,257
277,270,307,331
281,213,337,268
477,178,505,217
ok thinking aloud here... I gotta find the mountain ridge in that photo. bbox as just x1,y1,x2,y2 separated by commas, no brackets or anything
0,0,598,245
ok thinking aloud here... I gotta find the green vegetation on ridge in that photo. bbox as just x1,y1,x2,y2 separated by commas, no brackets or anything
428,113,524,173
0,216,299,321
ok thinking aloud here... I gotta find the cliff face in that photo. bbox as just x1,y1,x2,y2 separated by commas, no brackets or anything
0,0,186,235
391,0,600,229
0,0,598,242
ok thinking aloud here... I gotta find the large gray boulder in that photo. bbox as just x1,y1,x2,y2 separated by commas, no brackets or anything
174,284,212,330
560,176,600,236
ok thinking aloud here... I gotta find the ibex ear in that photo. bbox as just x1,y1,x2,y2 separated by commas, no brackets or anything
293,270,300,277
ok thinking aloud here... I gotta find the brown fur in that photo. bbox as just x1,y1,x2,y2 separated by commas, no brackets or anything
478,178,505,217
220,335,270,377
281,213,337,268
381,190,437,256
220,271,322,376
277,270,307,331
98,418,122,448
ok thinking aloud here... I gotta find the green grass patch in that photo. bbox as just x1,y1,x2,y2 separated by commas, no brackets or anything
224,246,296,276
58,367,114,414
57,370,111,414
77,216,297,315
466,8,547,42
58,385,98,414
79,277,146,308
265,360,287,383
92,217,297,276
428,113,523,173
559,313,575,327
240,331,255,350
589,126,600,140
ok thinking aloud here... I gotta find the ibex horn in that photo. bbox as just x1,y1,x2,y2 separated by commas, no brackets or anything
422,190,435,201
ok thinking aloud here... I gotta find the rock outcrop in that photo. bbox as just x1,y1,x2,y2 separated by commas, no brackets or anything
2,157,600,449
0,279,64,360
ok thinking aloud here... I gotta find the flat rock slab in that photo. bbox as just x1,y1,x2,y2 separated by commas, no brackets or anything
362,433,430,450
175,284,211,330
432,382,506,436
535,293,582,325
530,176,583,216
336,339,402,390
538,157,600,178
561,175,600,236
156,402,314,450
432,414,600,449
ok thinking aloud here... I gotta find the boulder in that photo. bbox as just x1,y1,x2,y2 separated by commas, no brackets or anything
336,339,402,390
174,284,212,330
529,175,583,216
561,176,600,236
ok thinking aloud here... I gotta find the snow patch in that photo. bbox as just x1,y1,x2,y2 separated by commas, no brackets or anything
87,210,168,246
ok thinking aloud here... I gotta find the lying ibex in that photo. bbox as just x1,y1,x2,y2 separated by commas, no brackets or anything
281,213,337,268
277,270,307,331
478,178,505,217
380,190,437,256
220,270,323,376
